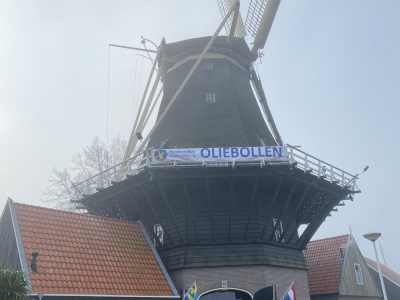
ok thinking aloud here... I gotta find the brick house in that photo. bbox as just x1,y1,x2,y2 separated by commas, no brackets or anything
0,198,180,300
304,235,381,300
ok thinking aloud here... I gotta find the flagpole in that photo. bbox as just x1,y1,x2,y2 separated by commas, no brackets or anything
280,281,294,300
184,281,198,300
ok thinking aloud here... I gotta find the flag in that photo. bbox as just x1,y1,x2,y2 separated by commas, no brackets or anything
185,282,198,300
282,282,297,300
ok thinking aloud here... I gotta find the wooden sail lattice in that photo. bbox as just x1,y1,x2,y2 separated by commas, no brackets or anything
245,0,268,37
217,0,233,35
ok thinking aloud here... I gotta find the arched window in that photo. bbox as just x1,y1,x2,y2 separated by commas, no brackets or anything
200,289,252,300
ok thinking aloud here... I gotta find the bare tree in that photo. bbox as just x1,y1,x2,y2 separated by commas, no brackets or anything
42,135,127,211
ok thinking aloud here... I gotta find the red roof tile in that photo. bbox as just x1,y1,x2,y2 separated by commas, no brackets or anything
303,234,349,296
14,203,175,296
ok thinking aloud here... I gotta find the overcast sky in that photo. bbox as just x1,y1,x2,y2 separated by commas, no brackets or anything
1,0,399,272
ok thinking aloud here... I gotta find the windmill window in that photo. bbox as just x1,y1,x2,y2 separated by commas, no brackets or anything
273,219,283,242
339,247,345,260
154,224,164,246
204,62,213,70
354,263,364,285
206,92,216,103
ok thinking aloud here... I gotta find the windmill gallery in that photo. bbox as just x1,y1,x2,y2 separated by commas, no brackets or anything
0,1,373,300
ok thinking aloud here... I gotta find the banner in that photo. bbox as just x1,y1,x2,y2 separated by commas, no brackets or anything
150,146,288,164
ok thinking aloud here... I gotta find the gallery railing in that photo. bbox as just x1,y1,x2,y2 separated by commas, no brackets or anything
72,145,358,200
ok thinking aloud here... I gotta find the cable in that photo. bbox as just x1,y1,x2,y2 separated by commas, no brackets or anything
107,45,110,169
379,238,399,272
134,53,145,130
130,43,141,128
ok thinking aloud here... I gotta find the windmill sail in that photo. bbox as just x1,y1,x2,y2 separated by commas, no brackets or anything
245,0,281,54
217,0,247,38
245,0,269,37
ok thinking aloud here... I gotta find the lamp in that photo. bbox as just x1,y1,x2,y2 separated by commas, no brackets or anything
363,232,388,300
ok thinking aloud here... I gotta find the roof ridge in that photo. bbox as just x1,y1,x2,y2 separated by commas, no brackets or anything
308,234,349,244
13,202,136,225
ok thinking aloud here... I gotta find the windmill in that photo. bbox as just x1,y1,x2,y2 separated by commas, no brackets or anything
73,2,361,300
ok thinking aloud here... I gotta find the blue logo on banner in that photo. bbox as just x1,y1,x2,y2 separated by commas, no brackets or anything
154,149,168,161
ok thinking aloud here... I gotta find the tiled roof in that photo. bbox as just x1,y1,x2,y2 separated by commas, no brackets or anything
364,256,400,287
303,234,349,295
13,203,176,296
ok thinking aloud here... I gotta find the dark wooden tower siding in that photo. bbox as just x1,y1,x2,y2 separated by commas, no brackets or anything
77,164,349,271
148,37,276,149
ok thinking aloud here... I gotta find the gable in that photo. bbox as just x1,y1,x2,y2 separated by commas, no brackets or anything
339,236,381,297
0,201,21,270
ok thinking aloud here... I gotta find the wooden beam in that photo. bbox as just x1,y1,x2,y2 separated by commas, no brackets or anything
268,181,298,242
278,186,309,243
285,191,321,245
228,177,234,242
244,176,260,241
165,169,281,180
227,1,240,46
160,38,167,83
297,195,335,247
140,187,173,245
124,42,161,160
157,182,184,243
285,171,343,197
206,178,216,242
301,194,330,224
250,68,283,146
260,177,284,239
109,44,158,53
182,179,199,243
128,193,162,247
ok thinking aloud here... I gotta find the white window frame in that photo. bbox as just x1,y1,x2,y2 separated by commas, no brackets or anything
205,62,213,70
354,263,364,285
154,224,164,246
206,92,216,103
273,219,283,242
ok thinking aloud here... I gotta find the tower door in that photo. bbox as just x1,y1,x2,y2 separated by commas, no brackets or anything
200,289,253,300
